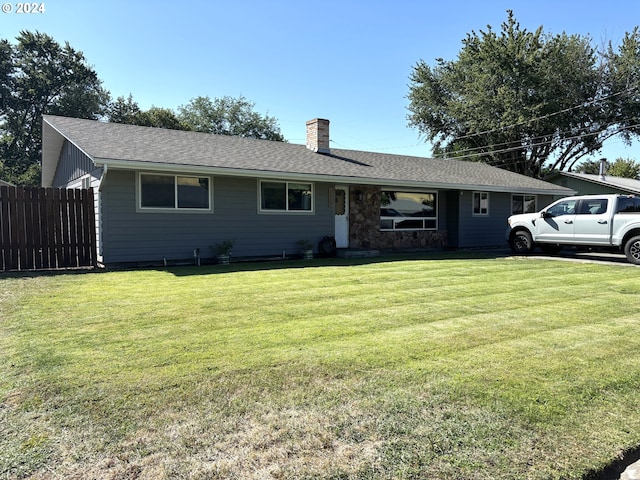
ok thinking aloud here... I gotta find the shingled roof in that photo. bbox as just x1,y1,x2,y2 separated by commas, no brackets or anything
42,115,571,195
546,171,640,195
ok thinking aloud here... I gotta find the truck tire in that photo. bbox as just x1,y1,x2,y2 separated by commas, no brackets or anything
509,230,535,254
624,235,640,265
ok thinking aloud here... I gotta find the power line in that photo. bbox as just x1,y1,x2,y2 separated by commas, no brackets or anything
432,120,637,159
445,86,637,143
435,123,640,169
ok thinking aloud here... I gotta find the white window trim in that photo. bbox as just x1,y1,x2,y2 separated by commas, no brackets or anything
379,190,438,231
258,179,315,214
81,175,92,189
511,194,537,215
380,218,439,231
136,172,213,214
472,191,490,216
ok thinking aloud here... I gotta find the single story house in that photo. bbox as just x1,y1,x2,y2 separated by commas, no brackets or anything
545,170,640,196
42,115,572,266
0,179,14,187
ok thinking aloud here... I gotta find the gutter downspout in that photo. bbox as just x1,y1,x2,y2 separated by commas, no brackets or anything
95,164,107,266
98,164,108,191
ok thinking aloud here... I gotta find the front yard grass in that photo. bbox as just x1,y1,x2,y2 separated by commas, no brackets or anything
2,254,640,479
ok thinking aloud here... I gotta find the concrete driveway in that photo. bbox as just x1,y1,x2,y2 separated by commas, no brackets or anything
528,249,638,266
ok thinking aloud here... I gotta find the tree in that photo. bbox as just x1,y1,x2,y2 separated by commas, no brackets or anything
604,27,640,147
107,94,141,124
608,158,640,178
108,95,186,130
177,95,285,141
574,159,605,175
407,11,640,178
0,31,110,185
575,157,640,178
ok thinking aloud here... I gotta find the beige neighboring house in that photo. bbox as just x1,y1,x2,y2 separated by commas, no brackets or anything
0,179,14,187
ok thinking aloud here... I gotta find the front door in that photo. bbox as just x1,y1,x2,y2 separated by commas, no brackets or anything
334,186,349,248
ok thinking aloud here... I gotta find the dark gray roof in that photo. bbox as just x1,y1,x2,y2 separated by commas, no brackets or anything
42,115,571,194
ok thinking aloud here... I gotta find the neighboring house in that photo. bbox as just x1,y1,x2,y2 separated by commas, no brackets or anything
42,115,572,266
0,179,14,187
545,170,640,196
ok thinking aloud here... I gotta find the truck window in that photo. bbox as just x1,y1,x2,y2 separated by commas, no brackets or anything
578,199,608,215
616,197,640,213
547,199,578,216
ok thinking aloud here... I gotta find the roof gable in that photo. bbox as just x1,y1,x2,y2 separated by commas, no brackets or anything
42,115,572,195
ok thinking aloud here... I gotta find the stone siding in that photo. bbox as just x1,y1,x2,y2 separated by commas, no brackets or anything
349,186,447,250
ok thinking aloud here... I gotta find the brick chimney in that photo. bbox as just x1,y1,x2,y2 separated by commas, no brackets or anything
306,118,330,154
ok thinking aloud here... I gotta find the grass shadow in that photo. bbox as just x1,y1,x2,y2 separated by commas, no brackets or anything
583,445,640,480
162,249,514,277
0,249,510,279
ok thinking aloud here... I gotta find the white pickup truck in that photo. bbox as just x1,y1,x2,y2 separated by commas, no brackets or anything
507,194,640,265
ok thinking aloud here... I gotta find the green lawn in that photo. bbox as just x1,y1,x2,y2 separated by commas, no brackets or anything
2,253,640,479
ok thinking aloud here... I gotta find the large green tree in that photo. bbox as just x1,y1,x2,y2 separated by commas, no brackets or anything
576,157,640,178
177,95,285,141
407,11,640,178
0,31,110,185
608,158,640,178
108,94,186,130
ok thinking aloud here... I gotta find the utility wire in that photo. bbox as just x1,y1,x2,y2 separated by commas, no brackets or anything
445,86,637,143
436,123,640,170
432,120,639,159
324,87,638,156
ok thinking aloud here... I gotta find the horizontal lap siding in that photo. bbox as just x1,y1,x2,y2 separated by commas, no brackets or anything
101,171,334,263
455,192,512,248
455,192,558,248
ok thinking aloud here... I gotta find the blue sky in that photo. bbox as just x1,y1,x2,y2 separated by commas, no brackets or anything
2,0,640,164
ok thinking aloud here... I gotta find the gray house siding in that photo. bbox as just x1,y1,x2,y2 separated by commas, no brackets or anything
52,140,94,185
453,192,557,248
100,170,334,264
454,191,509,248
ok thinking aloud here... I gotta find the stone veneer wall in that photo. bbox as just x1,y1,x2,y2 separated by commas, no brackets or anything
349,186,448,250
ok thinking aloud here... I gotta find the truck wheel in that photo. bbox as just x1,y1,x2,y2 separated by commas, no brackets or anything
509,230,534,254
624,235,640,265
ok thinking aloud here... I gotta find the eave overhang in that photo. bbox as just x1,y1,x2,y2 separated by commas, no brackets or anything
94,157,573,196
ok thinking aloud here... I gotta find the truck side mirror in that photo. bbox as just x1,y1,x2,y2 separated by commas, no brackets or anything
542,211,553,219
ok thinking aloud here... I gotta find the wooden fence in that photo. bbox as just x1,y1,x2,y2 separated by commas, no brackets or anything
0,186,97,271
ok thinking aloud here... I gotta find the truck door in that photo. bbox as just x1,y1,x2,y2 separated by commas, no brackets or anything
573,198,611,245
536,198,578,242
